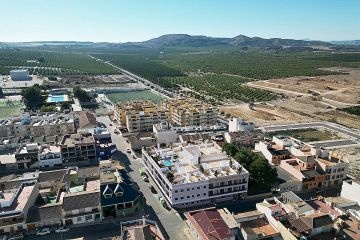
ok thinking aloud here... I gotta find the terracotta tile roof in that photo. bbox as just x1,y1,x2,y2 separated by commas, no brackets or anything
186,208,232,240
74,111,97,129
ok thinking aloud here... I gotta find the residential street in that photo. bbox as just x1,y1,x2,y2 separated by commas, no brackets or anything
96,116,188,240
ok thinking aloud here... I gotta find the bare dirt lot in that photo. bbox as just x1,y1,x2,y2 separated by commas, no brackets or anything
219,103,312,126
249,68,360,105
336,147,360,178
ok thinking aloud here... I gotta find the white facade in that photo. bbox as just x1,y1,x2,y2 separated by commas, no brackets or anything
341,180,360,204
142,142,249,208
153,122,178,146
228,117,255,132
10,69,29,81
38,145,62,168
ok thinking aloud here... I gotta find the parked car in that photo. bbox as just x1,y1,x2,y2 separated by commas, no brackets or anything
126,148,131,153
8,234,23,240
55,226,70,233
142,175,149,182
149,185,157,194
36,228,51,236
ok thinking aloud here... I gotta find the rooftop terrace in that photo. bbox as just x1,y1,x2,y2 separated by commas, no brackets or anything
146,142,248,185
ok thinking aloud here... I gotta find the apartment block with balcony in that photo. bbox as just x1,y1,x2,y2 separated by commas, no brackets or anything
141,141,249,209
0,181,39,233
315,152,349,187
161,99,217,127
114,101,167,132
0,112,75,138
60,133,96,166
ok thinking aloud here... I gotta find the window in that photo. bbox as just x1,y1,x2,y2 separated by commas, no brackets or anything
187,188,190,191
187,196,190,199
77,216,82,222
203,186,206,188
192,195,194,198
180,189,184,192
85,215,93,221
197,194,200,197
203,193,206,196
181,197,184,200
175,198,178,201
197,187,200,189
175,190,178,193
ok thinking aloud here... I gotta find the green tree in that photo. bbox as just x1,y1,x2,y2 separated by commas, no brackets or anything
21,85,46,109
249,157,278,190
60,102,71,111
40,105,56,112
223,143,237,157
73,86,91,102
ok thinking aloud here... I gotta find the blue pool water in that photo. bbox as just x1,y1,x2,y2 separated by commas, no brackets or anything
163,159,174,167
47,95,67,103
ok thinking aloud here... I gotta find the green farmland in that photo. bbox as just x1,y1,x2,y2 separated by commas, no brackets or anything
106,90,163,104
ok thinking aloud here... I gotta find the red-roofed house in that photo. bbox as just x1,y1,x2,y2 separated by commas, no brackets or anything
185,208,235,240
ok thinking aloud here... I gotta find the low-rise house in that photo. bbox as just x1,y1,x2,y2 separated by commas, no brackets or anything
279,191,315,217
14,143,39,170
26,204,62,229
280,158,326,190
73,111,98,133
100,168,143,219
62,191,101,225
37,145,62,168
255,141,291,165
224,129,264,147
185,208,235,240
120,217,165,240
287,212,334,238
127,132,157,151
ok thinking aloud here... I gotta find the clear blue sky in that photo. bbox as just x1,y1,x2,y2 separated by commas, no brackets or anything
1,0,359,42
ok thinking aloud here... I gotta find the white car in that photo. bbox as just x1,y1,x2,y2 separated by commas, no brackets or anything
55,226,69,233
36,228,51,236
126,148,131,153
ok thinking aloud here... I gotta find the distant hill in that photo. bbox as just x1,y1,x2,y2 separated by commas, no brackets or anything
1,34,334,49
136,34,333,48
330,40,360,45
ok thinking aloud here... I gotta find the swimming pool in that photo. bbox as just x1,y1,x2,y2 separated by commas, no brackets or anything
46,94,69,103
163,159,174,167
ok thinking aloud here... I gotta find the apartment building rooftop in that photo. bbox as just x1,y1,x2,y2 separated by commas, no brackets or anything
115,100,159,111
61,133,95,146
146,142,248,185
0,112,74,127
162,98,216,112
39,145,60,154
0,181,36,215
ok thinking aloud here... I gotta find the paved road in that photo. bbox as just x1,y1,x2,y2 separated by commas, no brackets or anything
309,139,358,149
97,116,187,240
25,221,122,240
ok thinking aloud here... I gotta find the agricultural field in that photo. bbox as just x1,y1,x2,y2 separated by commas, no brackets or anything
106,90,163,104
170,74,277,102
340,106,360,116
0,49,118,75
92,50,360,103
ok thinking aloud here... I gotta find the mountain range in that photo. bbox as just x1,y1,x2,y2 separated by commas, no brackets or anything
2,34,359,48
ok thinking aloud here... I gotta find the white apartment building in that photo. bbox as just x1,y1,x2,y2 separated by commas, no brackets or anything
0,113,75,138
341,180,360,204
228,117,255,132
153,122,178,146
142,142,249,208
37,145,62,168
